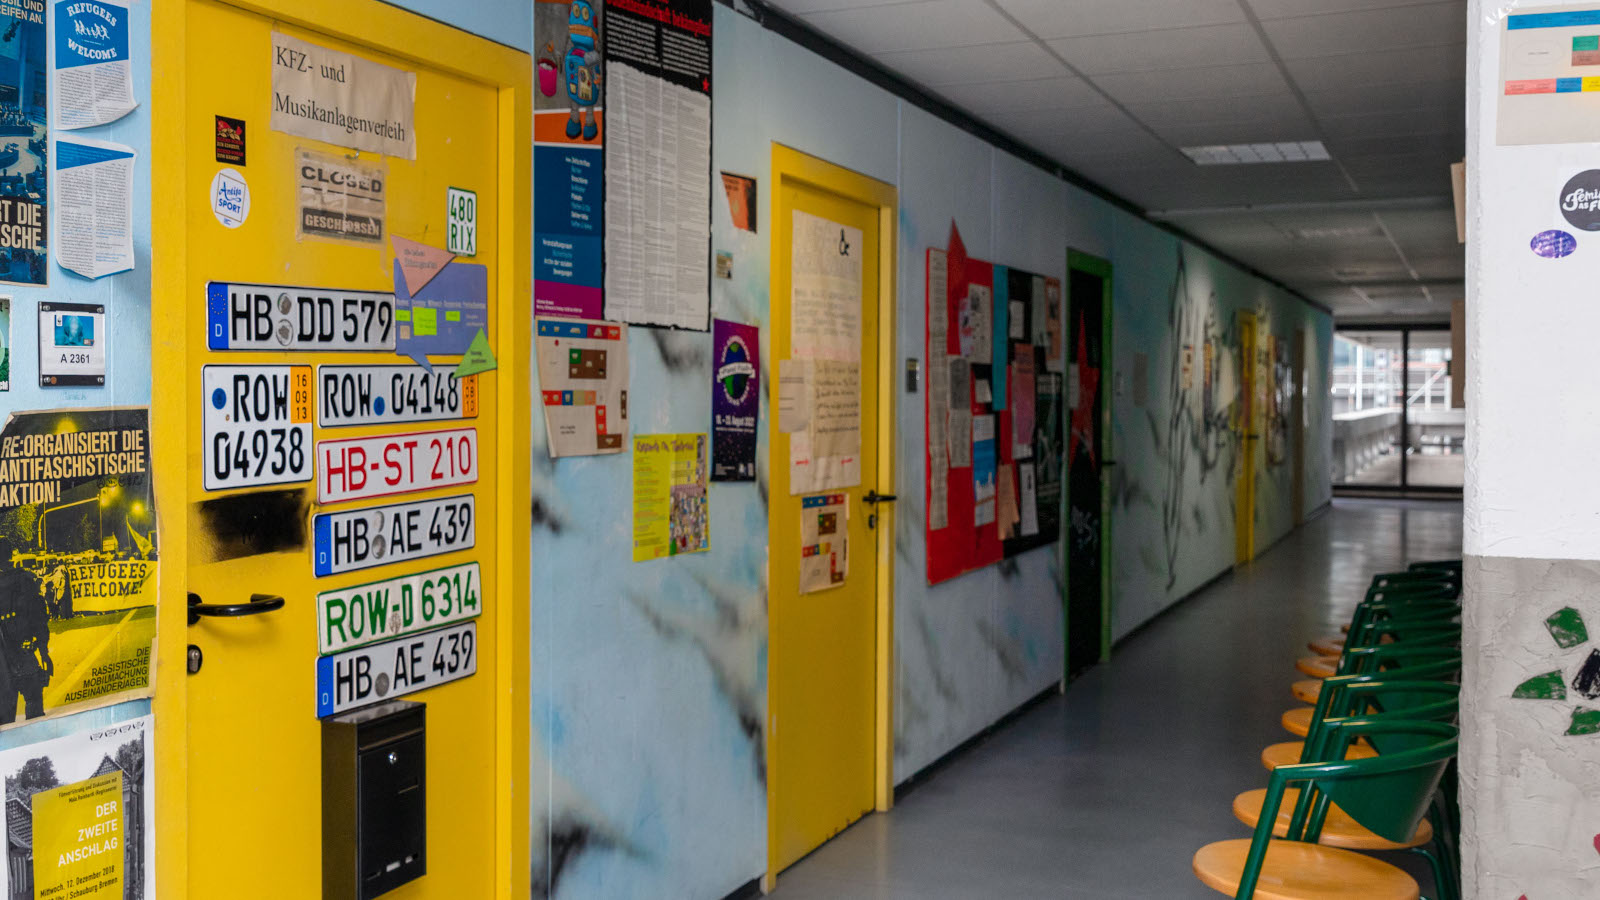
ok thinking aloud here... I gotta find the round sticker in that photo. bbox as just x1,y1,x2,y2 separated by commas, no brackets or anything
1560,170,1600,231
1532,229,1578,258
211,167,250,228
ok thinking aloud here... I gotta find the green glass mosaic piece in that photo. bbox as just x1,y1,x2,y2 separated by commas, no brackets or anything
1546,607,1589,649
1513,670,1568,700
1566,707,1600,736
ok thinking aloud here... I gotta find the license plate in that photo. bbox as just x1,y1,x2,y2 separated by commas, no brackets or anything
315,622,477,717
317,427,477,504
317,365,478,427
317,561,480,655
207,281,396,350
313,495,475,577
202,365,314,490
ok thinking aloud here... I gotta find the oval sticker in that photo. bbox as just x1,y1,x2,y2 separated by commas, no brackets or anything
211,167,250,229
1531,229,1577,258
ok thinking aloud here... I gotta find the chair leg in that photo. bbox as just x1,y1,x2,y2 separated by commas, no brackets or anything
1407,845,1456,900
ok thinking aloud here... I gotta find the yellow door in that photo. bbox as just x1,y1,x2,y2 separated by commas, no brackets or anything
768,146,895,876
154,3,529,897
1235,311,1258,564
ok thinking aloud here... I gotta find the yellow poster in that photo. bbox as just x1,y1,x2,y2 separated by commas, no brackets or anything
31,771,124,898
632,434,710,562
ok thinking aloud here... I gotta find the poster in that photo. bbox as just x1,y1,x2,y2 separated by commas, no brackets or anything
710,318,757,481
721,171,755,232
947,358,971,468
54,138,133,280
52,0,135,131
269,31,416,159
972,414,996,527
799,493,846,593
536,317,628,457
0,297,10,392
925,249,949,530
1497,6,1600,145
632,433,708,561
0,0,48,288
603,0,711,331
959,283,991,363
296,148,385,245
37,302,103,387
1044,277,1063,372
1018,462,1039,537
1011,346,1035,460
791,209,861,361
788,359,860,495
0,704,152,899
534,0,604,320
392,258,488,370
0,409,156,723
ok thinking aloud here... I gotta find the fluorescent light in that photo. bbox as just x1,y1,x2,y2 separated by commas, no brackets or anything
1181,141,1330,165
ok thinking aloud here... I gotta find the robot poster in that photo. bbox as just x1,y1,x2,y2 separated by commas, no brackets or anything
0,1,49,288
534,0,605,320
0,408,156,726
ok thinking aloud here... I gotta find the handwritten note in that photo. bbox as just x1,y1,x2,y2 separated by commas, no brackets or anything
792,209,862,361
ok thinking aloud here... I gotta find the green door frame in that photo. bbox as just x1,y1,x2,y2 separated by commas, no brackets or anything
1064,249,1114,677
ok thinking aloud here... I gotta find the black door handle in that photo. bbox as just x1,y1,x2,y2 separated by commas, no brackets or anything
863,490,897,505
188,592,286,626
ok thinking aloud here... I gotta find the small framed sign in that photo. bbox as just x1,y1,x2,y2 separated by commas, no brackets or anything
447,187,476,256
38,301,105,386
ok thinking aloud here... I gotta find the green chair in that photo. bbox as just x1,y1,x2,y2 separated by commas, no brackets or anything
1271,648,1460,764
1196,720,1458,899
1296,619,1459,681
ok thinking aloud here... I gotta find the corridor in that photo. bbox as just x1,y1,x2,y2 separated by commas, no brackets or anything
768,499,1464,899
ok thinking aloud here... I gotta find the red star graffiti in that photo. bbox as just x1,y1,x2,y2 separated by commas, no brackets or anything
1067,311,1100,467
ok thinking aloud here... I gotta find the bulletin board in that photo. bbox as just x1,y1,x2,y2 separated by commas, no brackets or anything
925,225,1064,585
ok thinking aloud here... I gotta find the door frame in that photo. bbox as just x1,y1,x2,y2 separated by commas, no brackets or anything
764,144,897,889
1063,249,1114,673
1235,310,1260,564
149,3,531,898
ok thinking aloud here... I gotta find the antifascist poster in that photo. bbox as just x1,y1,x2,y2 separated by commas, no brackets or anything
534,0,605,319
710,319,757,481
0,408,156,723
0,702,152,899
0,0,49,287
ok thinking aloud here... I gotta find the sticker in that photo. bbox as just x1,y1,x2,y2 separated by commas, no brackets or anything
447,186,476,256
715,250,732,279
201,364,314,490
211,167,249,228
315,621,477,717
393,258,488,369
0,296,10,391
1532,229,1577,258
316,364,477,427
391,234,453,294
316,426,478,505
215,115,246,164
1561,169,1600,231
453,329,496,378
317,561,480,655
206,281,396,351
297,147,385,245
38,301,105,386
313,494,475,577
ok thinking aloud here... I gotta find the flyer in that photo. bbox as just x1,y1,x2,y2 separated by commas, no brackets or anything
54,138,134,280
0,408,157,723
53,0,136,130
973,414,996,527
1011,346,1035,460
534,0,604,320
632,434,709,562
269,31,416,159
536,317,628,457
799,492,847,593
393,258,489,370
788,359,860,495
926,249,949,530
603,0,712,330
297,147,385,245
0,702,153,899
37,301,104,386
0,0,48,287
791,209,861,362
0,297,10,392
711,319,758,481
959,283,991,364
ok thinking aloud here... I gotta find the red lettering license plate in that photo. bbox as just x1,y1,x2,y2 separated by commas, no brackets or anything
317,427,478,504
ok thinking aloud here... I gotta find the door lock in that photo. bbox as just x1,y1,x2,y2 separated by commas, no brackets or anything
188,592,287,626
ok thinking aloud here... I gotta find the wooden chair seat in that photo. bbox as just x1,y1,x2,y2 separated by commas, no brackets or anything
1261,740,1377,771
1341,623,1350,634
1309,636,1344,656
1282,706,1313,737
1232,788,1433,851
1295,655,1339,678
1291,678,1321,704
1193,838,1420,900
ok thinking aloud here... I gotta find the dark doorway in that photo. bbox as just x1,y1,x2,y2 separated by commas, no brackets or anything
1065,252,1110,679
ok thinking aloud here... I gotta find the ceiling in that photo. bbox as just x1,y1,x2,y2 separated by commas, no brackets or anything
760,0,1466,322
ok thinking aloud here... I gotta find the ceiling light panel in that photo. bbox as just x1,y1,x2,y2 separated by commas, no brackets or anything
1181,140,1330,165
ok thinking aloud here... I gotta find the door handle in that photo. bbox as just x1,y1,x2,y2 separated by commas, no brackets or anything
863,490,897,505
188,592,286,626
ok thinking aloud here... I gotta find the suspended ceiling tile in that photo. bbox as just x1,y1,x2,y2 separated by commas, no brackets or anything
763,0,907,14
1047,24,1271,75
872,40,1065,88
1319,107,1465,141
1262,2,1466,60
990,0,1246,40
1250,0,1461,17
1094,62,1290,104
938,76,1106,115
990,104,1149,145
797,0,1025,54
1303,79,1464,118
1126,91,1306,130
1285,43,1465,93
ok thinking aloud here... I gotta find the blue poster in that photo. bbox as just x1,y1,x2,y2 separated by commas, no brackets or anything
0,0,46,287
711,318,757,481
393,259,488,371
533,0,603,319
53,0,135,130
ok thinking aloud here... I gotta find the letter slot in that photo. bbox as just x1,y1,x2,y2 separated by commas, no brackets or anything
323,700,426,899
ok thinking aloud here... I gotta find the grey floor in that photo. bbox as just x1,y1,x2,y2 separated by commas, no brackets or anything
767,498,1464,899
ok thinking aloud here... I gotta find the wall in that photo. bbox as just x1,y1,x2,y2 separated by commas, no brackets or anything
1463,1,1600,896
526,6,1334,899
